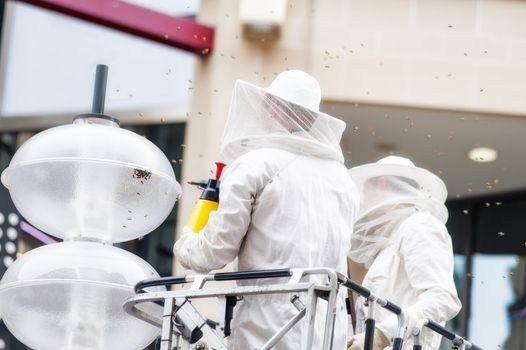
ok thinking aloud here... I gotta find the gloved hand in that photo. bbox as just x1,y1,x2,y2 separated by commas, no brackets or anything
173,226,198,270
193,340,209,350
347,329,390,350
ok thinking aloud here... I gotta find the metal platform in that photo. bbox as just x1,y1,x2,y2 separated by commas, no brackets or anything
124,267,341,350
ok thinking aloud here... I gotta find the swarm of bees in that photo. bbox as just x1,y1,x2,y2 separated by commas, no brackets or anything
133,169,152,181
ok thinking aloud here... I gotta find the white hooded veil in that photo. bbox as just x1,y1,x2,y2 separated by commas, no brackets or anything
220,70,346,163
348,156,448,268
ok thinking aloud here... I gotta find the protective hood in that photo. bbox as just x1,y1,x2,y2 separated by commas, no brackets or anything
220,70,346,163
348,156,448,267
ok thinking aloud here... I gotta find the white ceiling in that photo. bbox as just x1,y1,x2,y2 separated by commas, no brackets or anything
323,101,526,199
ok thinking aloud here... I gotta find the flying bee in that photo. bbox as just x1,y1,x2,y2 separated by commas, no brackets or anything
133,169,152,180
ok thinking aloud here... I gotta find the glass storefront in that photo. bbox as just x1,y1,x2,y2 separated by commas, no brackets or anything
470,254,521,349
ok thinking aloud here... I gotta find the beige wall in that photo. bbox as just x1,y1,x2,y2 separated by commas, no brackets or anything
312,0,526,115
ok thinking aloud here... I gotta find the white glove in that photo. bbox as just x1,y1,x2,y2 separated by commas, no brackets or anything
173,226,197,270
347,329,390,350
193,341,209,350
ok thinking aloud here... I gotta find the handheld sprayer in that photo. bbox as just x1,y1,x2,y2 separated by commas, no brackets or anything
186,162,226,233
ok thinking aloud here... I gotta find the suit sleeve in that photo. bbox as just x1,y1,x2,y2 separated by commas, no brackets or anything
376,217,462,340
174,158,267,274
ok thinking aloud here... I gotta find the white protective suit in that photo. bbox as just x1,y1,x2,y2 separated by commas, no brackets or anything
347,156,461,350
175,70,360,349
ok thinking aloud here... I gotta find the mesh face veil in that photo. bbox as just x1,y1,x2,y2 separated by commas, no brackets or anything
263,94,318,133
351,204,420,268
360,176,424,217
220,70,346,163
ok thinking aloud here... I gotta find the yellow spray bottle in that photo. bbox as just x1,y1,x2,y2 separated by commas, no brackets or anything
186,162,226,233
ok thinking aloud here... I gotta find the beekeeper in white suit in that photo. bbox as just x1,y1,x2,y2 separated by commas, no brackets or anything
174,70,359,349
347,156,461,350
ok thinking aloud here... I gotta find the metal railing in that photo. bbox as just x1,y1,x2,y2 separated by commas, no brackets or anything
412,319,482,350
125,267,341,350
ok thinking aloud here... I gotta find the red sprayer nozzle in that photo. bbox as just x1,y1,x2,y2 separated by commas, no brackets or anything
215,162,226,180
